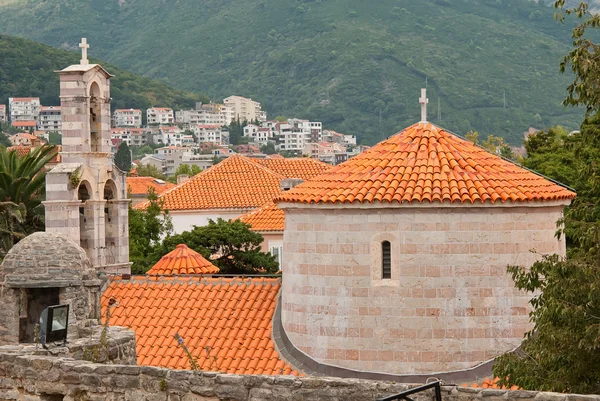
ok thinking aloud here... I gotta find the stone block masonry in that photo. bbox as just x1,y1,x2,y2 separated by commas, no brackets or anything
281,205,566,375
0,351,597,401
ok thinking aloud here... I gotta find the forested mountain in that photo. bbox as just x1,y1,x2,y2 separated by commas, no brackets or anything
0,0,585,144
0,35,207,112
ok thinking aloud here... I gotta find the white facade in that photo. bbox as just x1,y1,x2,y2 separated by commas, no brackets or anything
113,109,142,128
170,209,253,234
279,119,323,152
37,106,62,133
158,126,185,146
193,124,225,144
223,96,266,122
0,105,6,122
111,128,148,147
8,97,40,122
176,104,230,127
147,107,174,125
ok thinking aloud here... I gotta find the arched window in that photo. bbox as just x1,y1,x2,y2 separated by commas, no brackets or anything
382,241,391,279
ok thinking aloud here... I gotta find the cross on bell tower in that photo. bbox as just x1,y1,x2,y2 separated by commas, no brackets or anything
44,40,131,275
419,88,429,123
79,38,89,65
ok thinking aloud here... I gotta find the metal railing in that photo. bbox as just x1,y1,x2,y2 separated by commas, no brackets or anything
376,381,442,401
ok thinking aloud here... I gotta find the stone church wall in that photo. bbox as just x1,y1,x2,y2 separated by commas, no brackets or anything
0,352,594,401
281,205,565,375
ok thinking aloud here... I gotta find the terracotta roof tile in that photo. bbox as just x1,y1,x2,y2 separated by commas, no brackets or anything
238,202,284,232
136,155,331,211
102,277,299,375
7,145,61,163
276,122,576,205
127,177,175,196
147,244,220,275
254,158,330,180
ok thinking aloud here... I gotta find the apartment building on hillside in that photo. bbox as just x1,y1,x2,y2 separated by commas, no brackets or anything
0,105,6,122
223,96,266,122
37,106,62,133
147,107,174,125
113,109,142,128
8,97,40,122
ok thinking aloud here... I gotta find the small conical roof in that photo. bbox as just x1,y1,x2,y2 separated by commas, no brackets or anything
147,244,219,275
277,122,576,205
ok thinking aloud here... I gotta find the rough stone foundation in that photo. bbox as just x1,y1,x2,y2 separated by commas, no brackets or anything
0,351,597,401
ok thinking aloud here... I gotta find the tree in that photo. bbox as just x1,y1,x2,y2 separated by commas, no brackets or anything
136,164,167,180
168,164,202,183
0,201,26,260
0,145,57,251
114,142,132,172
260,142,276,155
48,131,62,145
151,219,279,275
129,188,173,274
555,1,600,115
131,144,154,160
493,116,600,393
0,131,10,148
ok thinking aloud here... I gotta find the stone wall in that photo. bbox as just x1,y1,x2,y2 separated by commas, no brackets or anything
0,326,136,366
281,205,566,375
0,352,596,401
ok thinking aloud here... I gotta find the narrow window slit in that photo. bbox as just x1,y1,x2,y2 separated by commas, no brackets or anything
382,241,391,279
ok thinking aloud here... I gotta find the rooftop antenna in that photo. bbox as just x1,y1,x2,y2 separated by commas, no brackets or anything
419,88,429,123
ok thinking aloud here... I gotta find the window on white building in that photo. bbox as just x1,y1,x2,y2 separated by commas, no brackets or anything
270,245,283,269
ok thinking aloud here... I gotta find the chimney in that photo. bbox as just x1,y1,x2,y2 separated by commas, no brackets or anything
177,174,190,184
280,178,304,191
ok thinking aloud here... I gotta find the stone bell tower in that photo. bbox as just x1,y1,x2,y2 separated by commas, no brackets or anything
43,38,131,275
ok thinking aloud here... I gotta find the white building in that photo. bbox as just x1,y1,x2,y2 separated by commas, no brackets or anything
110,127,148,147
147,107,174,125
278,119,322,152
8,97,40,122
157,126,185,146
0,105,6,122
176,103,231,127
323,129,357,148
113,108,142,128
37,106,62,133
243,125,273,145
223,96,266,122
192,124,225,144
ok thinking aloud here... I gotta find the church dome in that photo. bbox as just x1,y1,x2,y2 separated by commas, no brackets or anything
0,232,95,288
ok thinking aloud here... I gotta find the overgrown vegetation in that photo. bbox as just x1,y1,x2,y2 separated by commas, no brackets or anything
0,1,585,144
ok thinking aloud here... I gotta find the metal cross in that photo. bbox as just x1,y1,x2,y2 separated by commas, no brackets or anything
79,38,89,65
419,88,429,122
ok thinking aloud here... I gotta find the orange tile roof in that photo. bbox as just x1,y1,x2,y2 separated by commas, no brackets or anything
238,202,284,232
137,155,332,211
11,121,37,128
7,145,61,163
127,177,175,196
277,122,576,205
254,158,331,181
147,244,220,275
102,276,299,375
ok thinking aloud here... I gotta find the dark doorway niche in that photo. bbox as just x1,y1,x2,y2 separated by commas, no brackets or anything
40,394,64,401
19,288,60,343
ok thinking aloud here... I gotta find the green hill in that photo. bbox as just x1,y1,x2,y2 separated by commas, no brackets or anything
0,0,586,144
0,35,208,112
